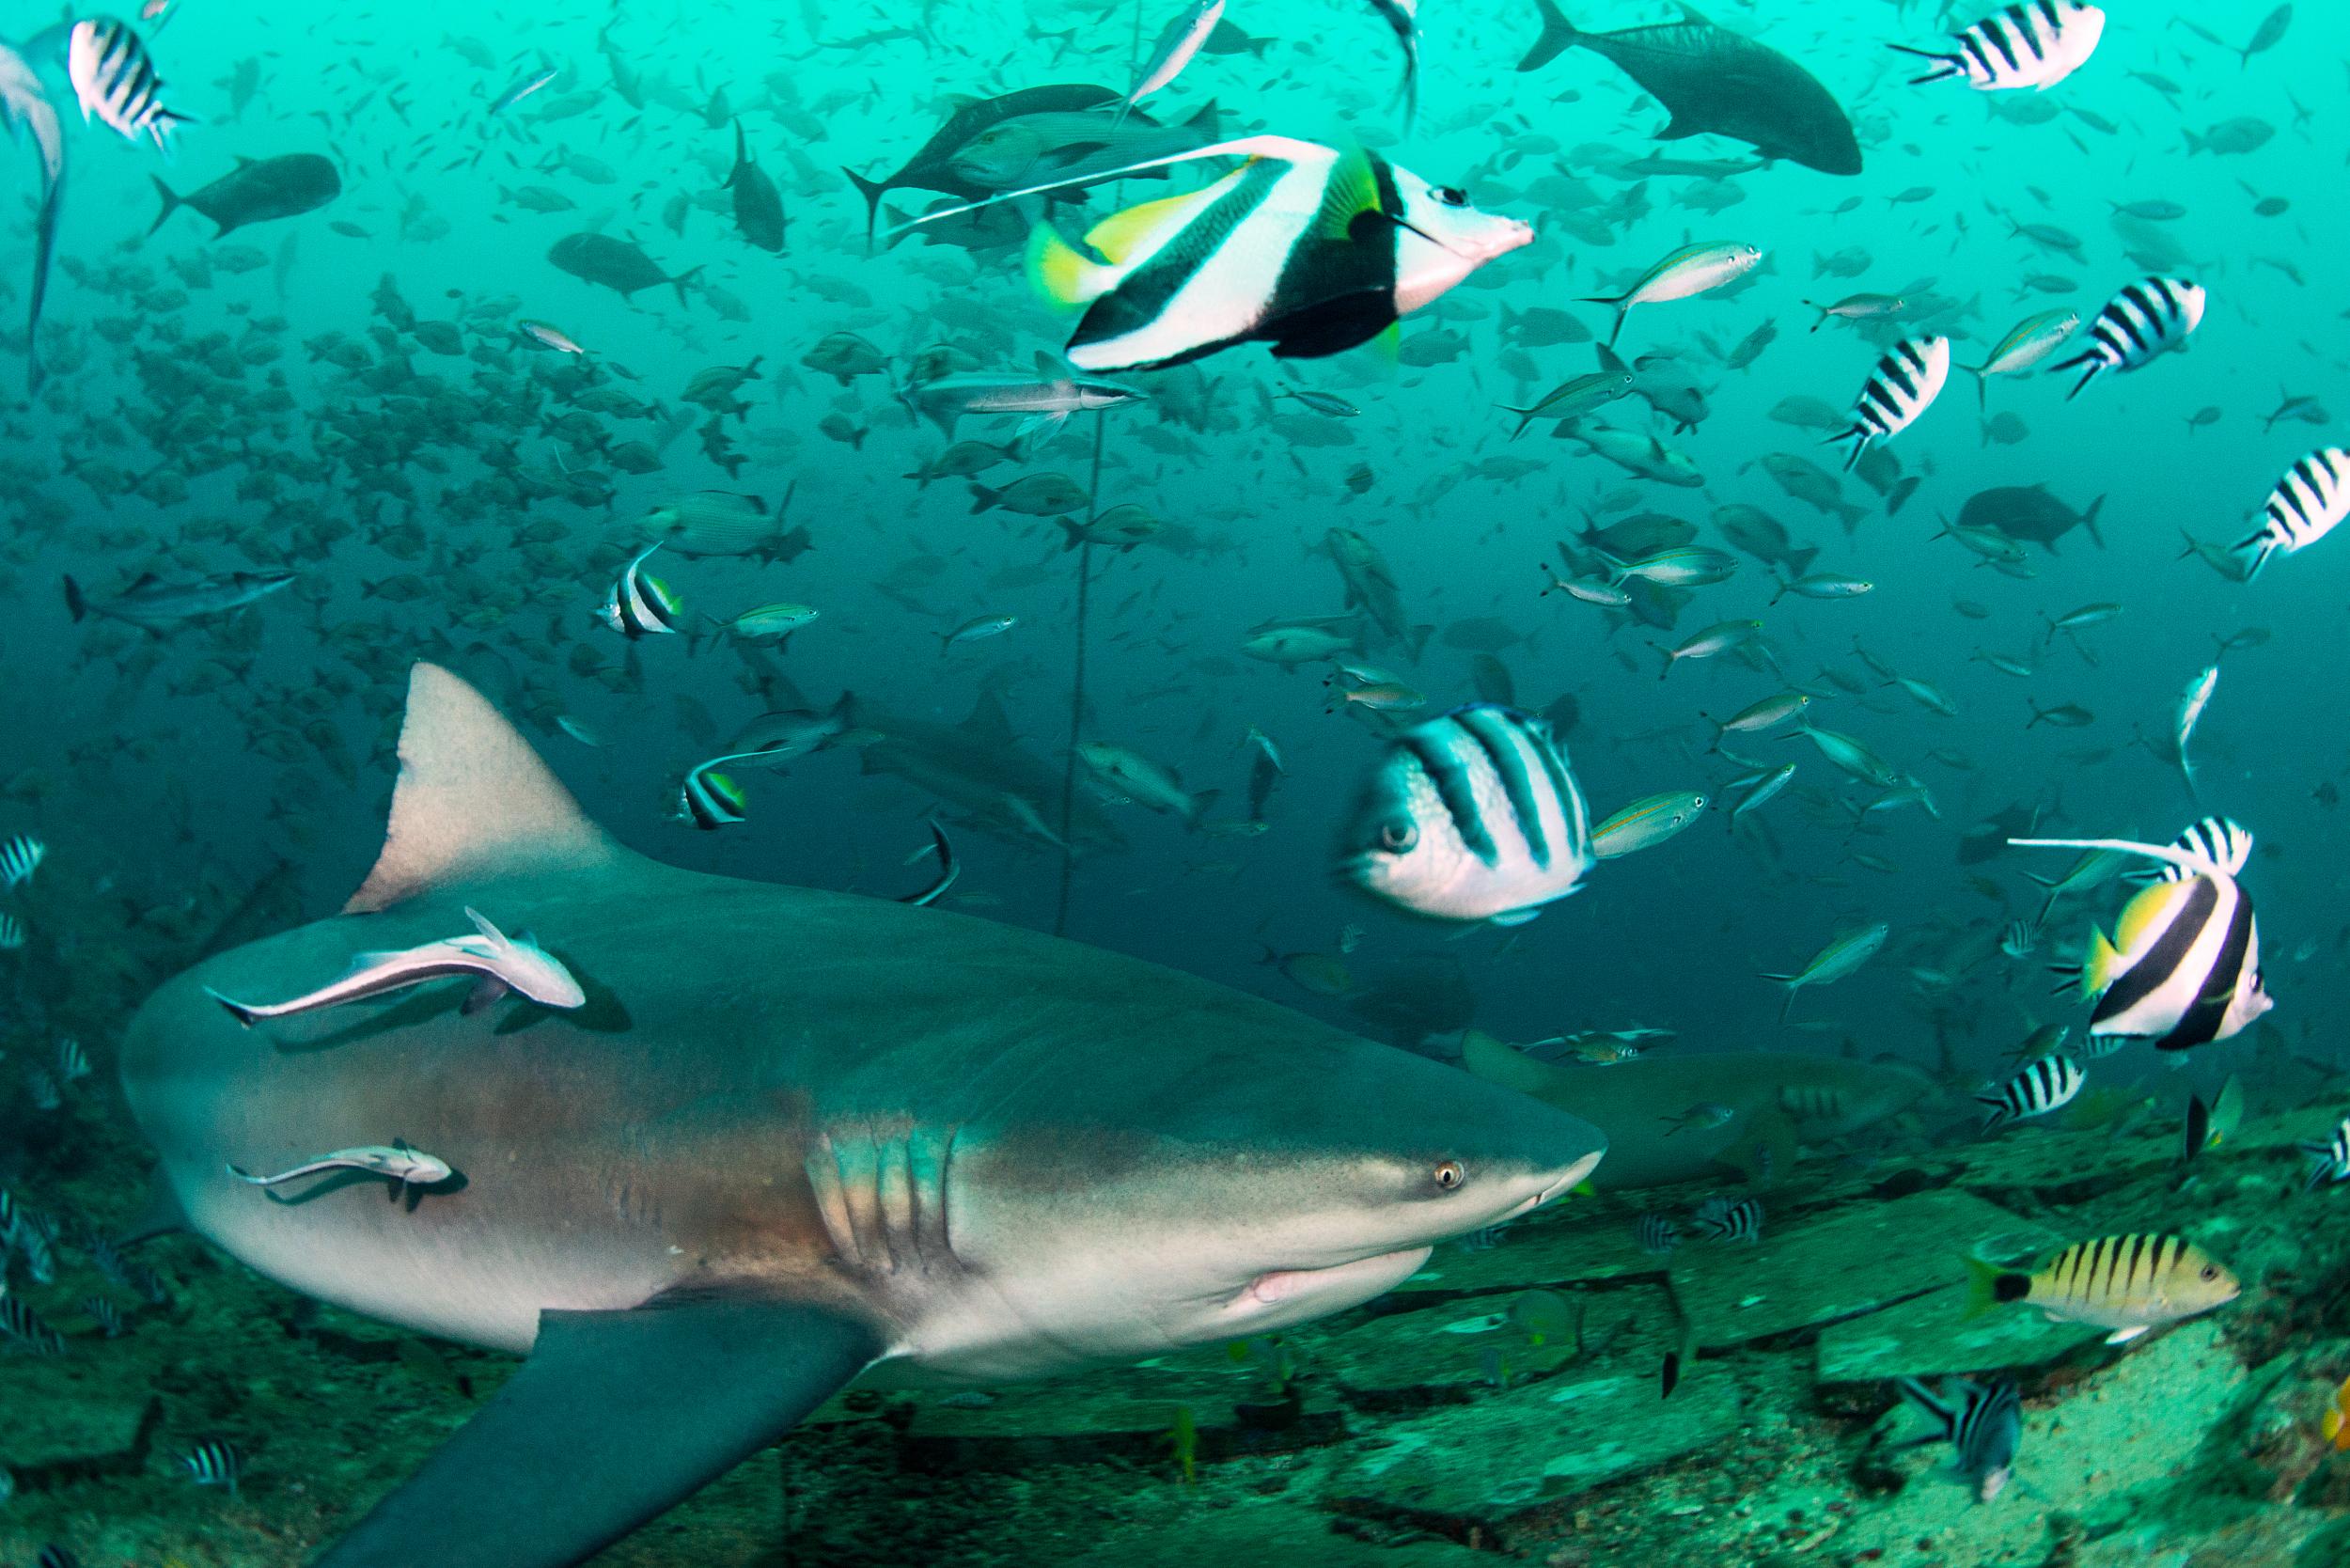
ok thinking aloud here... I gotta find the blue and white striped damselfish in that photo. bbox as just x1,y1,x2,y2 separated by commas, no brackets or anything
1340,704,1590,926
906,137,1532,372
2014,825,2270,1052
2051,276,2204,400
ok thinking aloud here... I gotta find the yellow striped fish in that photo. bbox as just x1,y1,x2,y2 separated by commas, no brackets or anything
1963,1233,2237,1344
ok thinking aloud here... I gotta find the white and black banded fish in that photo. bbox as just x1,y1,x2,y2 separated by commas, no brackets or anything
0,912,24,950
2122,818,2252,886
1340,704,1591,926
84,1295,124,1338
2234,447,2347,579
39,1544,82,1568
1892,1376,2023,1502
1894,2,2107,92
1635,1212,1679,1256
1691,1195,1763,1245
1977,1054,2084,1129
2014,827,2270,1053
2301,1117,2350,1193
2050,275,2203,400
0,832,43,888
595,541,682,638
66,18,192,152
0,1289,67,1356
55,1037,89,1083
1999,915,2040,959
1825,336,1950,471
180,1438,241,1493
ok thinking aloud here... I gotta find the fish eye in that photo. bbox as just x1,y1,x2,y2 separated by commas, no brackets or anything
1434,1160,1465,1190
2200,1265,2220,1281
1433,185,1466,208
1379,821,1418,853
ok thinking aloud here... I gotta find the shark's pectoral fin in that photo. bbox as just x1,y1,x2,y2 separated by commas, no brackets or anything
312,1297,881,1568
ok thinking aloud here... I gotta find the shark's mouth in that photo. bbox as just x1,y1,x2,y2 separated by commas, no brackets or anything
1233,1247,1433,1312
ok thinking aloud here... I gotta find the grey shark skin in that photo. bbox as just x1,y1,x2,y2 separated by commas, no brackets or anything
1461,1033,1931,1188
121,664,1606,1568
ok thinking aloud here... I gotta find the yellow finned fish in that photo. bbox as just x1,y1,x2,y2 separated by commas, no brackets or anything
1963,1233,2238,1344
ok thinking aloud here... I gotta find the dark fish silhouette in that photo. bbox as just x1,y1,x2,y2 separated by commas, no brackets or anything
842,83,1117,247
724,119,784,254
546,233,701,304
1518,0,1862,177
149,152,341,237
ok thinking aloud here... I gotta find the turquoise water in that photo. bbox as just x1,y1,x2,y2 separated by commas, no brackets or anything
6,1,2350,1564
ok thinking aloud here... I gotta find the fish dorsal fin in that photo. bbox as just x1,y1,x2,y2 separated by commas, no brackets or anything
1084,190,1202,263
1312,146,1385,243
961,689,1021,749
346,664,615,914
463,905,514,949
1458,1029,1564,1097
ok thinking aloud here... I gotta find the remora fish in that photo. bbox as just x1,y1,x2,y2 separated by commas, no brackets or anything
206,907,586,1025
229,1142,455,1194
63,569,296,628
0,43,63,392
1518,0,1863,176
150,151,341,236
901,353,1148,438
910,136,1529,372
121,663,1606,1568
1119,0,1224,121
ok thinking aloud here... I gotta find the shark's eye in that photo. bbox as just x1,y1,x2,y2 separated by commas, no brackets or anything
1380,821,1418,853
1433,1160,1465,1190
1432,186,1467,208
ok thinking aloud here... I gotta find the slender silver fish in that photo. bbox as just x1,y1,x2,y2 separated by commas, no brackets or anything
229,1143,454,1194
0,43,64,392
207,907,585,1027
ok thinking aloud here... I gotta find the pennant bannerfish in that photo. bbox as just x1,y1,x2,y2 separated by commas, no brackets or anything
897,136,1531,373
206,907,585,1027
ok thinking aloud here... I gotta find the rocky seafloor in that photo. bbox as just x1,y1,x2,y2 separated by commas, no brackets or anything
8,1072,2350,1568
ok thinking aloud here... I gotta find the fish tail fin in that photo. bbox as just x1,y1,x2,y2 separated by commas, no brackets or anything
843,166,889,249
2050,352,2100,400
1888,44,1966,86
203,986,259,1028
1965,363,1987,411
1518,0,1579,71
1824,425,1869,473
62,574,84,622
2081,494,2107,549
2232,527,2273,580
1960,1253,2017,1319
669,265,704,306
1027,224,1116,306
148,175,184,237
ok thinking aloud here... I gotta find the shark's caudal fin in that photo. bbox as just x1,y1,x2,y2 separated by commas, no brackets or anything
312,1299,880,1568
344,664,618,915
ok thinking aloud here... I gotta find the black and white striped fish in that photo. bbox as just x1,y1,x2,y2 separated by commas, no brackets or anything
0,1289,67,1356
67,19,191,152
2235,447,2346,579
1893,1375,2023,1503
674,751,760,829
39,1544,82,1568
84,1295,124,1339
1341,704,1591,925
2014,827,2270,1052
0,912,23,949
0,832,42,887
1826,336,1950,471
181,1438,241,1493
55,1037,89,1083
2122,818,2251,886
1977,1054,2084,1129
1635,1212,1680,1256
595,541,682,638
2050,276,2203,400
1894,2,2107,92
2303,1117,2350,1193
1691,1195,1763,1244
901,137,1528,372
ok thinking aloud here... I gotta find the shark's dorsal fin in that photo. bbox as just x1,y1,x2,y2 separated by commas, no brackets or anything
346,664,615,914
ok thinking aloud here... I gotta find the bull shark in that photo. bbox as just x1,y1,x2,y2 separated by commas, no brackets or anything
845,685,1125,854
121,663,1606,1568
1461,1032,1932,1188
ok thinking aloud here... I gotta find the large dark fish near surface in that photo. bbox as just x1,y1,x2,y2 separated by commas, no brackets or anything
842,83,1118,246
1957,485,2106,553
0,43,64,392
1517,0,1862,176
149,152,340,236
547,233,702,303
723,118,784,254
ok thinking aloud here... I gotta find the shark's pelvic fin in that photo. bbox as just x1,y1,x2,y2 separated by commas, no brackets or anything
346,664,618,915
312,1298,881,1568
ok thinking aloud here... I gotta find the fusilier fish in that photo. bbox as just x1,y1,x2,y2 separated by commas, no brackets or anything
1580,241,1762,348
206,908,585,1024
1964,1233,2237,1342
1963,308,2079,405
1590,791,1707,857
2173,666,2218,793
1341,705,1591,926
1895,3,2107,92
2052,276,2204,400
1763,921,1889,1020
